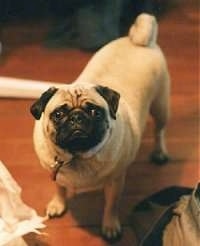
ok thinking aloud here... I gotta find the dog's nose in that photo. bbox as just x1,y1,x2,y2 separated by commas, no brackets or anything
69,111,84,125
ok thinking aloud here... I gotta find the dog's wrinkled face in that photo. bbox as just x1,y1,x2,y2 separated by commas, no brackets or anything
49,95,109,153
30,83,120,154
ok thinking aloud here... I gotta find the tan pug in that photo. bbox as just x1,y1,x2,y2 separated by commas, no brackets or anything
30,13,170,242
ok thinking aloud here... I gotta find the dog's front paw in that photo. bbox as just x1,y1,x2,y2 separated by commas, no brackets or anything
46,195,67,218
102,215,122,243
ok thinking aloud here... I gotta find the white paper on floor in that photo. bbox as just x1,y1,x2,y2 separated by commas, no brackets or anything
0,160,46,246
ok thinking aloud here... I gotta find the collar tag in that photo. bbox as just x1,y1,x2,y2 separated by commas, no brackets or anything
51,157,72,181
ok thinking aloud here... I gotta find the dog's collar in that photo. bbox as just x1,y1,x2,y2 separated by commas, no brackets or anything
50,129,111,180
50,156,73,181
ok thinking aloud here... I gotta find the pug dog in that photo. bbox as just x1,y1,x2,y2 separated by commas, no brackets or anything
30,14,170,242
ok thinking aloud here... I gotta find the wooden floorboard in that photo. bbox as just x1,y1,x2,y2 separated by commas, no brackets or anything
0,0,199,245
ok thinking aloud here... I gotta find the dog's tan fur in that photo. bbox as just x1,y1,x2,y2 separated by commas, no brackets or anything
32,14,170,241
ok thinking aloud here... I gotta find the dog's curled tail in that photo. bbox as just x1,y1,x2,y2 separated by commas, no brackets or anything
129,13,158,47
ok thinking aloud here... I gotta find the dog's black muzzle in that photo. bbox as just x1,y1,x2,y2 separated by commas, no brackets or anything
55,109,103,153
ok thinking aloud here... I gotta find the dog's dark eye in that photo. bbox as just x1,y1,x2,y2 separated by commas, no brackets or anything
90,108,102,119
84,102,104,120
50,104,70,124
55,111,64,119
52,110,65,122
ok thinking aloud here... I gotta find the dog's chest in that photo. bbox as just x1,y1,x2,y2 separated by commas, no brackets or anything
55,157,111,193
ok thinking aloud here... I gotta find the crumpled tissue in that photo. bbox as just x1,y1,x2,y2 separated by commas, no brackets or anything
0,160,46,246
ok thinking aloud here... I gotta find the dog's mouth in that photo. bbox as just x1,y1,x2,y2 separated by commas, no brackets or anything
56,128,93,153
68,129,88,141
55,127,106,154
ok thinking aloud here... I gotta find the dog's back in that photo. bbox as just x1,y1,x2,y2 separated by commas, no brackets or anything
77,13,170,133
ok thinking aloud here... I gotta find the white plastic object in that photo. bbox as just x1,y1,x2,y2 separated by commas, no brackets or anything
0,76,66,98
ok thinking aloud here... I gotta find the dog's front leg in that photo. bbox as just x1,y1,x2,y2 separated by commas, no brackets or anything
102,172,125,242
46,184,67,218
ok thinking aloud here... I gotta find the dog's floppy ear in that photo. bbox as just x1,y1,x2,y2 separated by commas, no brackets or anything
95,85,120,119
30,87,58,120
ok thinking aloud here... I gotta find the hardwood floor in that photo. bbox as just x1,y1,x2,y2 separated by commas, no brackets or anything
0,1,199,245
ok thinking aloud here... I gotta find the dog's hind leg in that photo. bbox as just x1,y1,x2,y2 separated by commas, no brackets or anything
150,74,170,164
